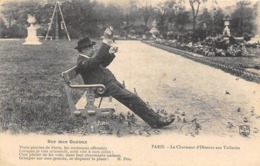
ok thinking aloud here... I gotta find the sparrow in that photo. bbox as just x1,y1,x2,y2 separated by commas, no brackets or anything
243,117,249,123
117,129,122,137
153,130,160,134
122,80,125,88
133,88,138,95
227,122,234,128
177,116,181,122
253,128,259,133
139,130,143,135
191,118,197,123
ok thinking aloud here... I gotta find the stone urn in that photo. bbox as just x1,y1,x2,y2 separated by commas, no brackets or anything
150,19,159,35
223,15,231,37
23,14,42,45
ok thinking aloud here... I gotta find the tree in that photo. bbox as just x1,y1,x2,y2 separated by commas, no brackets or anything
0,17,8,37
197,8,213,35
1,1,43,38
174,10,190,33
140,2,153,28
188,0,208,33
124,0,139,26
154,0,178,33
213,8,224,35
61,0,100,38
230,0,255,36
93,2,107,30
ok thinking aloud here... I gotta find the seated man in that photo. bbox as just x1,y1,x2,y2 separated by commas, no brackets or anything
75,37,174,128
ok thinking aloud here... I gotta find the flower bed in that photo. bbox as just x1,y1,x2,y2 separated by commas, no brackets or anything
154,36,260,57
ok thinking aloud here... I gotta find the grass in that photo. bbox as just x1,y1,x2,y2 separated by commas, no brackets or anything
0,39,152,135
0,39,103,134
204,50,260,70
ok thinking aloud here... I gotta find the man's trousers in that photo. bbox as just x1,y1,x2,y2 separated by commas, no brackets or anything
104,80,161,127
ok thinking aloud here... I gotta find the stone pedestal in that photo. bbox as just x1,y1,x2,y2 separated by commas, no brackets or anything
23,14,42,45
150,19,159,35
223,15,231,37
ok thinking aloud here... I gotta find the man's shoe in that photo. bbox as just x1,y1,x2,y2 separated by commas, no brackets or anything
152,117,175,128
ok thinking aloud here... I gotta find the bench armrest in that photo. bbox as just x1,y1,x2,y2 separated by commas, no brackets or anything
61,67,106,95
68,84,106,94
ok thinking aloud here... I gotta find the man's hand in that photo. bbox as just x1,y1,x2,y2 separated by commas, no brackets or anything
109,47,118,54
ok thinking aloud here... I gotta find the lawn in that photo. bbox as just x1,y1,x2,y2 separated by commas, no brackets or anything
0,39,102,134
0,39,153,135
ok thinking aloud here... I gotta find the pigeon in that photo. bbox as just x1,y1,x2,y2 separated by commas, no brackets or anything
227,122,234,128
129,130,136,135
191,118,197,123
160,109,166,114
169,114,175,119
237,108,241,112
127,111,131,118
146,131,151,136
253,128,259,133
127,121,132,127
226,90,231,95
108,128,113,135
117,129,122,137
109,96,113,102
243,117,249,123
251,107,255,116
139,130,144,135
153,130,160,134
122,80,125,88
98,129,106,135
133,88,138,95
177,116,181,122
119,112,125,120
164,111,168,116
146,102,151,109
195,123,202,130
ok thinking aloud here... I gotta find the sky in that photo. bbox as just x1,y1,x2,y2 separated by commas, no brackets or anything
0,0,259,9
0,0,259,34
0,0,259,18
97,0,259,9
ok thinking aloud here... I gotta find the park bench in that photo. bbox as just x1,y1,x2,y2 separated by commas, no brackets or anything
61,66,115,134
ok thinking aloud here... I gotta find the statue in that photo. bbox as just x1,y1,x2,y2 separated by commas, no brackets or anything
23,14,42,45
150,19,159,38
223,15,231,37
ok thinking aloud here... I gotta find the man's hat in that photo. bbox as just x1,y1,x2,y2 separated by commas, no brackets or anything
75,37,96,49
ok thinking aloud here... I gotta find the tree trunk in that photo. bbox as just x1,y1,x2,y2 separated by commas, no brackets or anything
193,17,196,33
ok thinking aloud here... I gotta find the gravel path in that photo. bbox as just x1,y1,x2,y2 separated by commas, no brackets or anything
108,40,260,137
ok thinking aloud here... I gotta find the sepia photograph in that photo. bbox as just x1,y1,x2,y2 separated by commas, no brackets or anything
0,0,259,165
